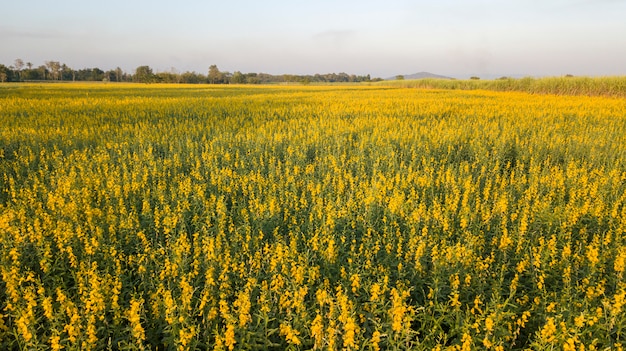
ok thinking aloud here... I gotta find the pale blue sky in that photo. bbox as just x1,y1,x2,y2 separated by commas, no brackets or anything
1,0,625,78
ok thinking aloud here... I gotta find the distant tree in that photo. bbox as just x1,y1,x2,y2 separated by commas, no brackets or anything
45,61,61,80
108,69,126,82
14,59,24,81
470,76,480,80
339,72,351,82
170,67,182,84
244,73,261,84
20,62,37,80
180,71,204,84
231,71,245,84
74,68,104,81
0,60,385,85
37,65,48,80
0,65,8,82
153,67,182,84
61,64,75,81
46,61,61,80
156,71,179,83
246,76,261,84
92,68,105,81
134,65,155,83
396,75,405,80
222,71,232,83
208,65,223,84
75,69,89,81
115,67,123,82
22,68,39,80
257,73,275,83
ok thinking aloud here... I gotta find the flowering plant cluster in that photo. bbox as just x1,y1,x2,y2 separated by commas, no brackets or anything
1,83,625,350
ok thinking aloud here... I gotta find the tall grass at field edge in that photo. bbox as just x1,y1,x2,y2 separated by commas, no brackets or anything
380,76,626,98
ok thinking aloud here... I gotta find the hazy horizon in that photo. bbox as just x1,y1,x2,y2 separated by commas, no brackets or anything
2,0,625,79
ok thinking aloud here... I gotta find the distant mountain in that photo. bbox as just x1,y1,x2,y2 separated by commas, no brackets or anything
386,72,453,80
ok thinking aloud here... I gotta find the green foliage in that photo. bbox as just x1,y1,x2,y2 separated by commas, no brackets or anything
134,65,156,83
381,76,626,98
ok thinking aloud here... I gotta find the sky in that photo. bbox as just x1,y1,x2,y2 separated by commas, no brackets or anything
1,0,625,79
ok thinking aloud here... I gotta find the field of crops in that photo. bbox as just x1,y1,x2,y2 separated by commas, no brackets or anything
383,76,626,98
1,83,626,350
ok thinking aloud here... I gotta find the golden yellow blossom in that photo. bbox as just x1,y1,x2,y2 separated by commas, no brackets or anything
280,322,301,345
540,317,557,343
126,298,145,342
224,323,236,351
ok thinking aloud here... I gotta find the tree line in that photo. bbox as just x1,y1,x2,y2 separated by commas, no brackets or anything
0,59,382,84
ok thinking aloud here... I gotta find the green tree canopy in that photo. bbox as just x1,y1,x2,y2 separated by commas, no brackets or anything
134,65,155,83
208,64,226,84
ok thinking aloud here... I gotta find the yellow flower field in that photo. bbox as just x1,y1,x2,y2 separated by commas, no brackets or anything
1,83,626,350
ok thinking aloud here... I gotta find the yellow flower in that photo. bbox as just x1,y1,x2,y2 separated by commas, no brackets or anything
350,273,360,294
50,335,63,351
449,292,462,308
460,332,472,351
389,288,412,332
233,290,251,327
224,323,236,350
482,337,492,348
464,274,472,286
586,246,600,266
450,274,460,290
615,250,626,274
563,337,578,351
43,296,54,320
485,316,494,332
613,290,626,315
311,314,324,348
316,288,329,306
574,314,586,328
517,311,530,328
537,273,545,291
280,322,301,345
540,317,557,343
343,317,358,349
126,298,145,342
371,330,382,351
370,283,381,302
471,295,482,315
179,326,196,349
16,313,33,342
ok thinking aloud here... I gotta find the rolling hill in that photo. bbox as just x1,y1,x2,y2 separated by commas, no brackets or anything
387,71,453,80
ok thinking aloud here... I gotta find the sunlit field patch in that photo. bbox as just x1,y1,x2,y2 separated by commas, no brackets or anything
1,83,626,350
